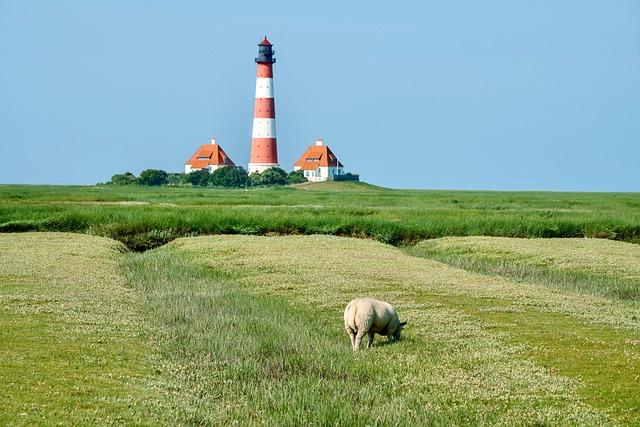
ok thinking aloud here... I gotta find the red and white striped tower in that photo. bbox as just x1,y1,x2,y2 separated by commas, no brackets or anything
248,37,279,174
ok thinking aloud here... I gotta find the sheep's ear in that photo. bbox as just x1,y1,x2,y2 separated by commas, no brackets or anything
400,322,407,328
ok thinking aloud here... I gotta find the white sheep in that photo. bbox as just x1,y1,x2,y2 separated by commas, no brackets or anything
344,297,406,350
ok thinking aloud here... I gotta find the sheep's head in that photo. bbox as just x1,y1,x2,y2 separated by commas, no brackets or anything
393,321,407,340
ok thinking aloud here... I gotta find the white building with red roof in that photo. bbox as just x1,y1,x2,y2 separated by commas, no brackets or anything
185,138,235,173
293,139,344,182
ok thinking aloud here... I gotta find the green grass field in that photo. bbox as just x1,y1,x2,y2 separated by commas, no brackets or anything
1,184,640,424
409,236,640,301
0,234,168,425
1,183,640,250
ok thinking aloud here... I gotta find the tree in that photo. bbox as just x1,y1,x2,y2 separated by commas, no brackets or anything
287,170,307,184
138,169,168,186
250,167,288,187
210,166,249,188
187,169,210,187
111,172,137,186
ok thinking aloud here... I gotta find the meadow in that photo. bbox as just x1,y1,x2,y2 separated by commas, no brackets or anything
409,237,640,300
1,183,640,250
1,183,640,425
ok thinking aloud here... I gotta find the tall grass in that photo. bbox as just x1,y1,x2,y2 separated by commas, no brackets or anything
1,184,640,250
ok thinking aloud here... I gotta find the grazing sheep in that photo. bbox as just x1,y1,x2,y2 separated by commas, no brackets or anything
344,297,406,350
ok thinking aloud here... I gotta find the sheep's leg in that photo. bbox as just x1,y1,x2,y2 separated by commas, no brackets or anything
346,327,356,350
354,331,365,351
367,332,374,348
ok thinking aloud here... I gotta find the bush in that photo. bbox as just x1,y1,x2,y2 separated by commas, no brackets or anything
187,169,211,187
180,173,191,185
250,167,288,187
210,166,249,188
166,173,186,186
111,172,137,186
287,170,307,184
138,169,168,186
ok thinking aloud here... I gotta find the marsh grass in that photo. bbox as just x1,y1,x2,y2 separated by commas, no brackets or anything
0,233,168,425
3,232,640,424
427,294,640,424
122,250,474,425
124,246,607,425
165,235,640,424
408,237,640,300
1,184,640,250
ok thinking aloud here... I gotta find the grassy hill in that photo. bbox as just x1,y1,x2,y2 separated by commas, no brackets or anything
2,232,639,424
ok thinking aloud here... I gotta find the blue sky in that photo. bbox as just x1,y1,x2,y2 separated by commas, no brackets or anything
0,1,638,190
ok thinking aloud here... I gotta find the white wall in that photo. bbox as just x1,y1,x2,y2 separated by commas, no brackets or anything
254,78,274,98
251,118,276,138
247,162,279,174
302,166,344,182
184,164,224,174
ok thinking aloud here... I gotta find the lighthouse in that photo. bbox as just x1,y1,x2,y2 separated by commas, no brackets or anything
248,37,279,174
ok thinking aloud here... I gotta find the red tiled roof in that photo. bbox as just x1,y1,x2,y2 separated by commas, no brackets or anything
185,143,235,169
293,144,343,171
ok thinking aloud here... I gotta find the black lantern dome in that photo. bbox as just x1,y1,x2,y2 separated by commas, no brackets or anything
255,37,275,64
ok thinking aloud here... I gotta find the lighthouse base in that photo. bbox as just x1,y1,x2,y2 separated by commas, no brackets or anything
248,162,280,174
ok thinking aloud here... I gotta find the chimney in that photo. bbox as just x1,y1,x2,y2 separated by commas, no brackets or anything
211,137,217,145
315,138,323,146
